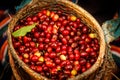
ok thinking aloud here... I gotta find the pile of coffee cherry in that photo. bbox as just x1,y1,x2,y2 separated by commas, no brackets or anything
12,9,99,80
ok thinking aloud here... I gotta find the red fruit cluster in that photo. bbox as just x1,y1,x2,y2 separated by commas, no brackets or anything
12,9,99,80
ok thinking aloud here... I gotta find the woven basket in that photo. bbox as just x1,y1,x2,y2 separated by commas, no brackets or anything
7,0,106,80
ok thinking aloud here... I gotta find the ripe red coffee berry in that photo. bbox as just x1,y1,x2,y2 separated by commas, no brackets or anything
31,55,38,62
62,38,67,44
38,43,44,50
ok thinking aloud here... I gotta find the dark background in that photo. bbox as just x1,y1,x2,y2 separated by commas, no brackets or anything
78,0,120,24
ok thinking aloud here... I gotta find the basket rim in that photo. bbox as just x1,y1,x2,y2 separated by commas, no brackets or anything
7,0,106,80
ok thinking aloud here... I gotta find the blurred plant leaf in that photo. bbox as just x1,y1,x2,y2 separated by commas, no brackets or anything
12,23,37,37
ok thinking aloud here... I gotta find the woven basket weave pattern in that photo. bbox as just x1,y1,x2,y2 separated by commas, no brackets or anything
7,0,106,80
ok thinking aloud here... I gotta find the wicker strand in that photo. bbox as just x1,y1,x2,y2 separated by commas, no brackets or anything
8,50,22,80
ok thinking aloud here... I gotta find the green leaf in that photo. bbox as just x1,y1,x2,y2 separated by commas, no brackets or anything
12,23,37,37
